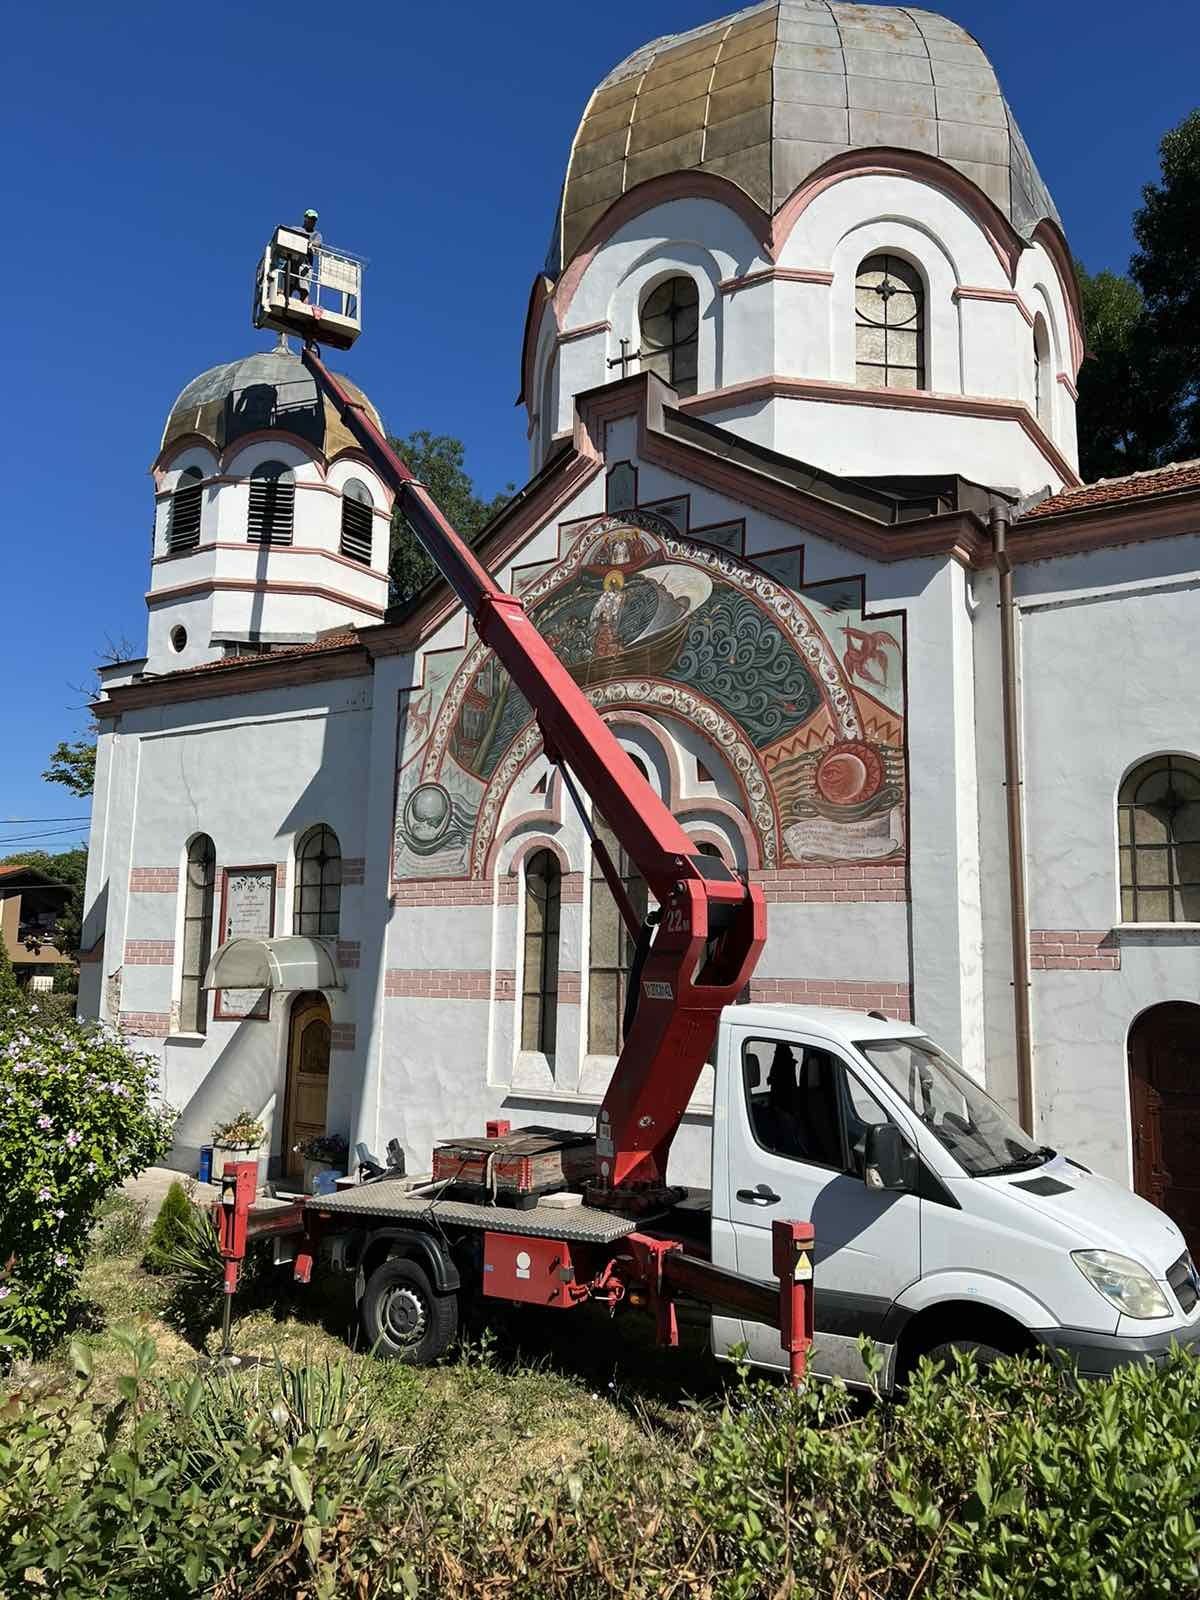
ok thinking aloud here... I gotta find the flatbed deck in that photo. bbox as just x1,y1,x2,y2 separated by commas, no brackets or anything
302,1179,640,1245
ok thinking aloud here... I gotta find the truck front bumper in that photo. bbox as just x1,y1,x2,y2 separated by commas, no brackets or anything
1035,1323,1200,1378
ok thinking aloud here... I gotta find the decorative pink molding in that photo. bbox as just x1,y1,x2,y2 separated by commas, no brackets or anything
1030,930,1119,972
1056,371,1079,401
129,867,179,893
557,320,611,345
123,939,174,966
152,542,389,582
678,375,1082,488
145,576,386,619
952,285,1035,328
745,978,911,1020
720,267,833,294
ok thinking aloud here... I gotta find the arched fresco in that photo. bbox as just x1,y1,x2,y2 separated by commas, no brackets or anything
393,511,905,880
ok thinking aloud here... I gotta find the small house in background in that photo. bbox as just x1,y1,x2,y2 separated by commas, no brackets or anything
0,865,73,990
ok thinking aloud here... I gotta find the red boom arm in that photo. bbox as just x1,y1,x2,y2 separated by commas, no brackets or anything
302,348,765,1196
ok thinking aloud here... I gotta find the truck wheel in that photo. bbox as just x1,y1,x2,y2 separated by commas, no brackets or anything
361,1256,458,1364
920,1338,1009,1375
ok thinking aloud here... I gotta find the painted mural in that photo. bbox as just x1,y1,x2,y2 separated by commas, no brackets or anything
393,510,905,880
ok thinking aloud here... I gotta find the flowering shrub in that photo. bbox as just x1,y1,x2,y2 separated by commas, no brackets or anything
0,1009,173,1352
212,1110,265,1148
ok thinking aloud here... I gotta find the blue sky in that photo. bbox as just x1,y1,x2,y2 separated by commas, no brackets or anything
2,0,1195,849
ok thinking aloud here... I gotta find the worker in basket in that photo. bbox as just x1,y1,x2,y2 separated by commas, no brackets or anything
276,208,322,305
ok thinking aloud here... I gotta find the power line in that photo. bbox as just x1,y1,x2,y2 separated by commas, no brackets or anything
0,828,89,848
0,815,91,824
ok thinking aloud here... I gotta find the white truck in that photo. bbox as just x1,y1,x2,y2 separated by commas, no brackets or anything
711,1004,1200,1389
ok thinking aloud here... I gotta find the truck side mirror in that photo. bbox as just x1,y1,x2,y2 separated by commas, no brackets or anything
864,1123,915,1192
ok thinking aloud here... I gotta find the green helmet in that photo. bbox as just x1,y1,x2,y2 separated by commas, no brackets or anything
304,208,319,222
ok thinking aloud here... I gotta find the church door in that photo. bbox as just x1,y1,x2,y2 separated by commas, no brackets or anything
284,992,331,1181
1129,1002,1200,1256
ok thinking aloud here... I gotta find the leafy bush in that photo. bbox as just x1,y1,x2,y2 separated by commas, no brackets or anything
0,1010,173,1351
212,1110,265,1147
0,941,20,1010
141,1179,193,1273
92,1191,149,1259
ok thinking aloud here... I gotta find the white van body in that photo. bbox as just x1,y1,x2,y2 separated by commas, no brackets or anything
708,1005,1200,1391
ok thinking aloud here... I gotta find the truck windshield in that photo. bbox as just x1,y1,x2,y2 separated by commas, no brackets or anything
856,1038,1053,1177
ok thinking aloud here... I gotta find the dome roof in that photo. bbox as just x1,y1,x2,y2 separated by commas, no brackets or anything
553,1,1060,271
159,346,384,463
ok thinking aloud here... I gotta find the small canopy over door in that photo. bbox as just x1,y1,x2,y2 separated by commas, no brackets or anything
203,935,345,994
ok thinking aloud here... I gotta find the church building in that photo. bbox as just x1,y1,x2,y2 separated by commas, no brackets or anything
80,3,1200,1249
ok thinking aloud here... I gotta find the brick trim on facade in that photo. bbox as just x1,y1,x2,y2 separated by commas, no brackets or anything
493,969,516,1001
1029,930,1120,971
750,863,908,904
384,969,494,999
336,940,361,970
129,867,179,893
330,1022,357,1051
342,858,366,886
118,1011,171,1037
558,972,581,1005
744,978,912,1020
123,939,175,965
392,880,498,907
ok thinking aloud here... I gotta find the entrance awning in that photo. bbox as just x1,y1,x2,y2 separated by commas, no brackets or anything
203,936,345,993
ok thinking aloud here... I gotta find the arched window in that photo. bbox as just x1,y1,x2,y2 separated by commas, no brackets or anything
180,834,215,1034
339,478,374,563
168,467,203,553
1119,756,1200,923
247,460,295,545
855,255,926,390
293,825,342,936
1033,314,1052,430
640,276,699,398
539,355,557,460
588,814,649,1054
521,850,561,1054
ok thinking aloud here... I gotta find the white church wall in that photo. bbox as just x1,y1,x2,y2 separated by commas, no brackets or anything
1015,535,1200,1179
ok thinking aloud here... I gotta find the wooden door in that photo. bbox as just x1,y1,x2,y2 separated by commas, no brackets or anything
284,993,331,1181
1129,1002,1200,1256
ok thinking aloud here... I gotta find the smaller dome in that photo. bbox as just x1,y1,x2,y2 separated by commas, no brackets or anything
159,347,384,463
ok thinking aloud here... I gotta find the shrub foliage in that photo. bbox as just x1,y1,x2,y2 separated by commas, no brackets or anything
0,1010,172,1350
1,1336,1197,1597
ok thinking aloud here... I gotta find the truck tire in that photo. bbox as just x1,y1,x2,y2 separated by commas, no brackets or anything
919,1338,1009,1376
361,1255,458,1364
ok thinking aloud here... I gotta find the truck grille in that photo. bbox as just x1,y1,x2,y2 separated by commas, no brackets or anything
1167,1251,1198,1313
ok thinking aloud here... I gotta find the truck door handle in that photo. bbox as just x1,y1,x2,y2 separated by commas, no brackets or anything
737,1185,781,1206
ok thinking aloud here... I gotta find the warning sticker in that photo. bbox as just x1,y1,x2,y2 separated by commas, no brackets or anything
793,1251,813,1281
643,980,674,1000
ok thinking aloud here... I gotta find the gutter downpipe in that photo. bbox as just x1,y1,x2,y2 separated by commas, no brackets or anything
991,501,1035,1134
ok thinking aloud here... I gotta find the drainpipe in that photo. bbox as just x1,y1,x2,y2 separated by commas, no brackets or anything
991,501,1035,1134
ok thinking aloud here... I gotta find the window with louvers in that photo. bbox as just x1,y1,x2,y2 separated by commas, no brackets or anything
340,479,374,563
168,467,203,552
247,461,295,545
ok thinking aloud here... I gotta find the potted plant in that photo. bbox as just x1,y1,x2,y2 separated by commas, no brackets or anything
294,1132,349,1194
211,1111,267,1188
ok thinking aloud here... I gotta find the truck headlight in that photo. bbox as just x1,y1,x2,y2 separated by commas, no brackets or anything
1072,1250,1171,1319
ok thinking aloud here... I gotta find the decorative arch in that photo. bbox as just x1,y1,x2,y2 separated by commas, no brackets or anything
393,510,906,887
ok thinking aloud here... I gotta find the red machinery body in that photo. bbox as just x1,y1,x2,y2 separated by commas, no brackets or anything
301,346,766,1200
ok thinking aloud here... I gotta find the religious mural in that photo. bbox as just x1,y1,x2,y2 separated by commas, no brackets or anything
393,510,905,880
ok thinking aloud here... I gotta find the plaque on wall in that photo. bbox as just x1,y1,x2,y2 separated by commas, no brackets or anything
214,865,276,1020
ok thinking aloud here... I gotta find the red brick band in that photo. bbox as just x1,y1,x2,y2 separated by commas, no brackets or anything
744,978,912,1021
129,868,179,893
1030,930,1119,971
119,1011,171,1037
392,881,497,907
750,863,907,904
123,939,175,965
330,1022,357,1051
336,940,361,970
342,858,366,886
558,972,581,1004
384,969,494,999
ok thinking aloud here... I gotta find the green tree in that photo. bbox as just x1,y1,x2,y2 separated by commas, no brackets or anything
0,848,87,957
0,937,20,1011
43,737,96,798
1131,108,1200,460
1073,267,1178,481
388,431,512,604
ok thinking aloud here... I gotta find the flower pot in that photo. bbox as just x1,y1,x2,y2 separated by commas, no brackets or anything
303,1156,337,1194
211,1144,267,1190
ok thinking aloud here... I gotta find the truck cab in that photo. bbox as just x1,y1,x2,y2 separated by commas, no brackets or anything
710,1005,1200,1390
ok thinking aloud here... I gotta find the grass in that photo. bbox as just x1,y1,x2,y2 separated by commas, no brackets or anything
22,1234,729,1495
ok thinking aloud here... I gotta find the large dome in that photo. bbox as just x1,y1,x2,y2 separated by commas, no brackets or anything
159,347,384,463
553,1,1060,271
